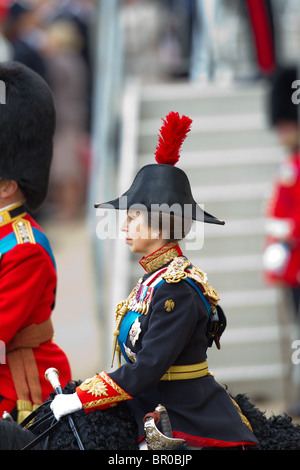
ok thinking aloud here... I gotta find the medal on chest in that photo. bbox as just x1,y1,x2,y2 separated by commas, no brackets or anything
111,269,166,367
128,282,155,314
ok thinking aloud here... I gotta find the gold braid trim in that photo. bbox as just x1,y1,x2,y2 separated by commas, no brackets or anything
162,257,220,306
139,242,179,274
81,371,132,410
229,396,253,432
12,218,36,244
187,266,220,306
111,288,136,368
216,379,253,433
0,202,26,227
162,257,190,283
144,248,180,274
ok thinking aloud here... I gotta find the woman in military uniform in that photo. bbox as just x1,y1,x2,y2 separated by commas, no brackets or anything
51,112,258,449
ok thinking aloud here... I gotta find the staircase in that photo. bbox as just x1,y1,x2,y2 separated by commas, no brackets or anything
116,79,294,402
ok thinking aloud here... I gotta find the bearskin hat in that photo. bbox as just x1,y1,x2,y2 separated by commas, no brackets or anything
269,65,299,126
0,61,56,211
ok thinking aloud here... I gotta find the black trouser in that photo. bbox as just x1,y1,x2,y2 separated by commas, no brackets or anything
290,287,300,322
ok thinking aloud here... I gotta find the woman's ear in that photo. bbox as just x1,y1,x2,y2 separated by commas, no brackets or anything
150,229,160,240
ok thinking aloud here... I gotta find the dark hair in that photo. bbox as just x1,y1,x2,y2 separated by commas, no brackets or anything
147,211,193,242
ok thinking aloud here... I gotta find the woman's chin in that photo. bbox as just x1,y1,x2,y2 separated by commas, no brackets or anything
125,239,135,251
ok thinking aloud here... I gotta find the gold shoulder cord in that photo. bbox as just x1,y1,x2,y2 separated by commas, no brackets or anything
162,257,220,307
111,288,135,368
161,257,191,283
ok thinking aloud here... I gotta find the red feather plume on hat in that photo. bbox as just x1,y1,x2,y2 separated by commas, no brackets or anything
155,111,193,166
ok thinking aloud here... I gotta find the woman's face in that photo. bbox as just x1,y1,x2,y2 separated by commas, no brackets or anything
121,210,166,256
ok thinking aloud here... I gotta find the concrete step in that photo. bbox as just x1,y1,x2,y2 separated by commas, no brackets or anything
139,146,283,168
207,322,291,401
209,325,285,362
138,120,276,154
200,200,264,221
139,113,268,135
206,272,265,294
181,218,266,256
218,288,280,328
191,181,270,220
193,181,269,202
211,365,287,401
139,147,283,186
194,232,264,257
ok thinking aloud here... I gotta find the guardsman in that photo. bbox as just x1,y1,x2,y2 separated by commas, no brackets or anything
0,62,71,423
50,112,258,449
263,66,300,321
263,65,300,416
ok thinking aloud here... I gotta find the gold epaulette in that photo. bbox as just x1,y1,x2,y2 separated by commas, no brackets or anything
161,257,220,306
12,217,36,245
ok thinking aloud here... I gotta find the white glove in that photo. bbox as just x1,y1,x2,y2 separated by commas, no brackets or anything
264,218,292,239
50,393,83,421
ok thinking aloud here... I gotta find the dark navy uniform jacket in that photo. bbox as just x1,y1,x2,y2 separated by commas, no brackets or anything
76,243,258,448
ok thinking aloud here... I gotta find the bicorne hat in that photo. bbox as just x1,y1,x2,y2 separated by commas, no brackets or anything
95,111,224,225
0,61,56,211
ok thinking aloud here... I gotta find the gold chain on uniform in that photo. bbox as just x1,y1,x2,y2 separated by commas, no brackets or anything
111,288,136,367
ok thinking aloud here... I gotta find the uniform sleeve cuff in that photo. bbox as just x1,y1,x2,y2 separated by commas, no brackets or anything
76,371,132,413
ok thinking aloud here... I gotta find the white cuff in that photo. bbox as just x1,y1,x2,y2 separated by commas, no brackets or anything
50,392,83,421
264,218,292,238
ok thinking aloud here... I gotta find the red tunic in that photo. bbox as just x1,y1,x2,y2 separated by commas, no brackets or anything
0,205,71,415
264,151,300,286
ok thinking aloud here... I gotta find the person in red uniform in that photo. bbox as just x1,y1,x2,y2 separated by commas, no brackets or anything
263,65,300,415
50,112,258,449
0,61,71,423
263,66,300,319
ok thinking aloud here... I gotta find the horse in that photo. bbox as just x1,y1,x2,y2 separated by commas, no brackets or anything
0,379,299,450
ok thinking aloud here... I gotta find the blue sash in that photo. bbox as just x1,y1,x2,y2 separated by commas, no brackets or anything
184,277,211,314
0,227,56,270
118,310,141,362
118,277,211,363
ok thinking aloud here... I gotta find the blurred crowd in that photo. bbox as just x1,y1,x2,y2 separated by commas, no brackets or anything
0,0,95,220
120,0,278,83
0,0,281,221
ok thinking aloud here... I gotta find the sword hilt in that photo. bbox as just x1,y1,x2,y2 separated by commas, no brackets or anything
155,404,173,438
45,368,63,394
